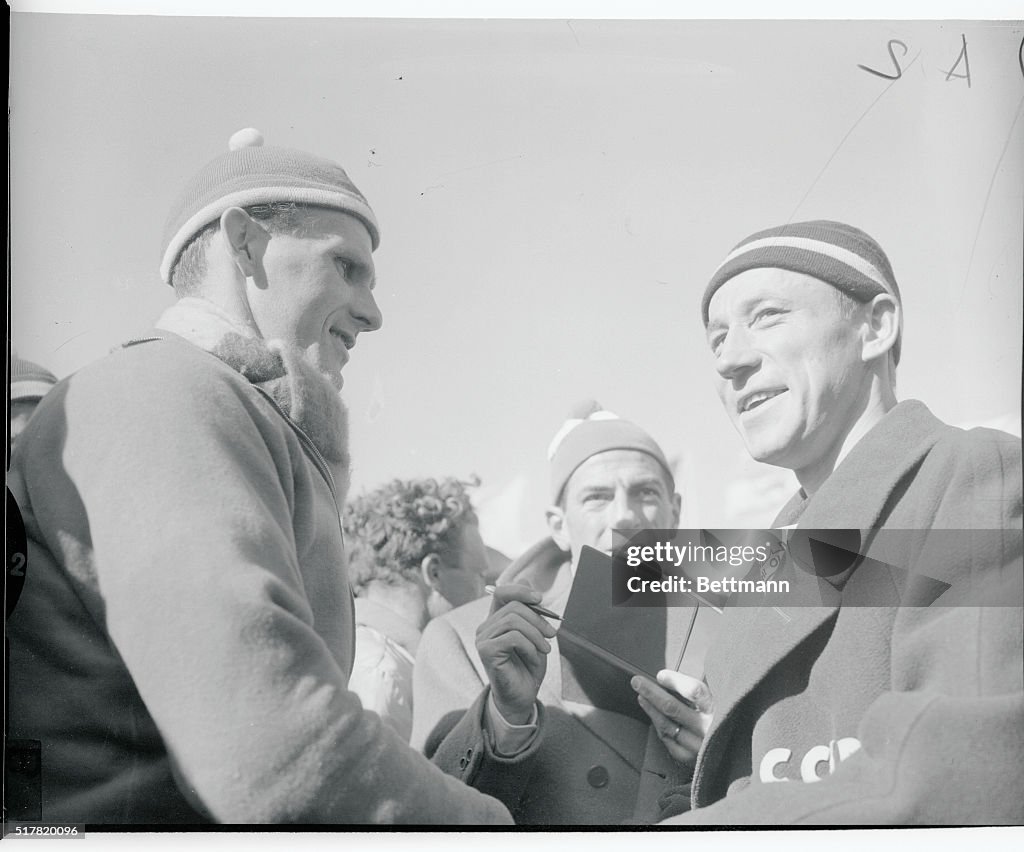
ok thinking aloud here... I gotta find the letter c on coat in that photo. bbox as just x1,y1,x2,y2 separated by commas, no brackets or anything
759,747,792,783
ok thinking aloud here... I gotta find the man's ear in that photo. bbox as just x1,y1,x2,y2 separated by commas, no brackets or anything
545,505,571,553
220,207,269,278
420,553,444,590
670,493,682,528
860,294,900,364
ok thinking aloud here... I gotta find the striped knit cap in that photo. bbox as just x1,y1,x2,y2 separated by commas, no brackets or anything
702,220,902,364
548,400,674,503
11,355,58,402
160,128,380,286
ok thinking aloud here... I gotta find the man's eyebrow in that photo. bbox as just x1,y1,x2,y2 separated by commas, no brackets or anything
630,477,667,490
576,485,613,496
708,293,788,330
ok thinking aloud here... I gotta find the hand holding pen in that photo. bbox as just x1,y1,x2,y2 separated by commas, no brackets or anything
476,584,557,725
484,584,562,621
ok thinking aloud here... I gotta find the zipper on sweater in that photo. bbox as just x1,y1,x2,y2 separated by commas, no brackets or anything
252,387,339,506
251,388,354,618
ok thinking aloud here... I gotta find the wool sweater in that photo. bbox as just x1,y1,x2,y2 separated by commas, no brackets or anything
663,400,1023,825
6,310,512,825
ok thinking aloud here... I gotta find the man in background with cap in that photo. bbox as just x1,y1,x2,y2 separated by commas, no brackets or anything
657,220,1023,824
7,129,514,824
411,401,710,824
8,351,58,456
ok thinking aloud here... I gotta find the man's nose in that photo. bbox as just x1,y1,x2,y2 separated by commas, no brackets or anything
714,325,759,381
353,288,383,332
609,491,642,531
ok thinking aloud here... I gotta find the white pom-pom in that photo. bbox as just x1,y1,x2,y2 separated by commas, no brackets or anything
567,399,604,420
229,128,264,151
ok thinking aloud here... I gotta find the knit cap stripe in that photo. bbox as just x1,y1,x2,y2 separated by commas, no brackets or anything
160,186,379,284
713,236,892,296
549,418,674,503
11,380,57,401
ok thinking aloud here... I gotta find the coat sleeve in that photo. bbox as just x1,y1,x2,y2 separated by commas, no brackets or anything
664,429,1024,826
23,352,512,825
413,610,544,817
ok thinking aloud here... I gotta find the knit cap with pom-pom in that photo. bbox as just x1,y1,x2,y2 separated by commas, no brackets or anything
547,400,673,503
160,128,379,285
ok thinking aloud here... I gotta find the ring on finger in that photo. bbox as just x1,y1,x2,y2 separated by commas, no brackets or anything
670,724,681,741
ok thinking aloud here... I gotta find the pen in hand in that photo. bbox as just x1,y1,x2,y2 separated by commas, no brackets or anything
484,584,563,621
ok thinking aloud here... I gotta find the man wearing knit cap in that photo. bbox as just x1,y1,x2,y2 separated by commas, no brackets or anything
7,129,513,825
657,220,1023,825
8,352,58,455
412,401,709,825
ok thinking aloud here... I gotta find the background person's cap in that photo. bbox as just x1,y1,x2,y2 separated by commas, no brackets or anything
548,400,674,503
11,354,58,402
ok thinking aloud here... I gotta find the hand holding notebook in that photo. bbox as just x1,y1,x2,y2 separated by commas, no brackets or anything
632,670,714,765
558,546,721,723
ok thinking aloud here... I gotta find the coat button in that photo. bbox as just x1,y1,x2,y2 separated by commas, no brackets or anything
586,765,609,788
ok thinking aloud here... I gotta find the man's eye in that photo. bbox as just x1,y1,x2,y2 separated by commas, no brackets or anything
753,308,783,324
335,258,351,276
709,334,725,355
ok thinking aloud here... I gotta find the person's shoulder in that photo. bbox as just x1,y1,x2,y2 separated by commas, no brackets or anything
915,408,1023,523
951,423,1020,455
61,335,264,424
18,336,276,474
75,335,245,396
930,414,1021,472
421,596,490,652
353,623,391,670
892,400,1019,470
437,595,492,635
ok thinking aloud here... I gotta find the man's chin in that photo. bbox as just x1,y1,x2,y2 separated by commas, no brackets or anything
309,352,346,391
318,365,345,393
744,438,794,469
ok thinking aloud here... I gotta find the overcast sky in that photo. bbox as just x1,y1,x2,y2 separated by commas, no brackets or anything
10,14,1023,554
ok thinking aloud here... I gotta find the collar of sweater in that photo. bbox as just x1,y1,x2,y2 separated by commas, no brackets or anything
155,296,351,496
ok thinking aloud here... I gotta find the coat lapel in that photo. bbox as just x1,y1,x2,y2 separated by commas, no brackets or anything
797,401,946,535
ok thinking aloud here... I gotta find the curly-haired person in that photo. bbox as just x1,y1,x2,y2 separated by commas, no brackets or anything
344,478,488,741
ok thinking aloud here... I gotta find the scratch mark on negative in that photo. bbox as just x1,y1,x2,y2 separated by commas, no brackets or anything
961,94,1024,301
567,20,581,48
55,330,90,351
788,51,921,223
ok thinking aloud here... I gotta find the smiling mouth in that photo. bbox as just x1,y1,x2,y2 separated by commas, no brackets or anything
329,328,355,350
738,389,786,414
